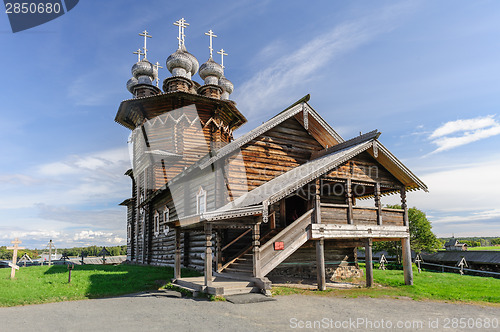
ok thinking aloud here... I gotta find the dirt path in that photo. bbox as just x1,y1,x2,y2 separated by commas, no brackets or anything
1,291,498,331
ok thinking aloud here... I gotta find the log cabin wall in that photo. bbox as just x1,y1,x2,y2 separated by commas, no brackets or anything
226,117,324,199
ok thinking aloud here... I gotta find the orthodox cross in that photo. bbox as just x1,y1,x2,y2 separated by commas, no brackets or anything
457,256,468,275
173,17,189,48
205,29,217,58
154,61,163,87
19,253,33,267
414,253,423,273
98,247,110,265
133,48,144,62
139,30,152,59
217,48,228,69
43,239,56,266
7,238,24,279
378,253,388,270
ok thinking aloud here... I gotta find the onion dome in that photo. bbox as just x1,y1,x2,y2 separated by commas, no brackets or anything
184,50,199,77
126,77,138,93
199,58,224,85
166,48,192,78
132,59,155,85
219,76,234,99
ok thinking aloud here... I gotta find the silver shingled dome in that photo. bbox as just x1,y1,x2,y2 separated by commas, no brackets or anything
132,59,155,79
219,76,234,95
166,49,192,77
127,77,138,93
199,58,224,84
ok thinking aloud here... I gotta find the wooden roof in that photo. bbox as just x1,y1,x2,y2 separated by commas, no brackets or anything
115,90,247,131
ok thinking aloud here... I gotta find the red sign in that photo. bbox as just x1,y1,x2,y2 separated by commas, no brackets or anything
274,241,284,250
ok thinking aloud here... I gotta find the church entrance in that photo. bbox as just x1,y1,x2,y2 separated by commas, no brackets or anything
285,195,308,226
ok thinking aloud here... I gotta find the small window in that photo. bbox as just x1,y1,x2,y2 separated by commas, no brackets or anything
127,223,131,239
154,211,160,237
196,187,207,214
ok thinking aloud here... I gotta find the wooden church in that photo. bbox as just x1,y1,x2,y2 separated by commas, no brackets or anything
115,19,427,295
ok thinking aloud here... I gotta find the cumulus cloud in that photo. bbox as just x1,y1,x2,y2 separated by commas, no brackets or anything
428,115,500,153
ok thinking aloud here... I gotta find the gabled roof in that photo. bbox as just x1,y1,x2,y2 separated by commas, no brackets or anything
216,130,427,211
199,94,344,169
218,133,377,210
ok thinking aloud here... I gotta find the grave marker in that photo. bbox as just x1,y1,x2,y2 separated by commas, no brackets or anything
7,238,24,279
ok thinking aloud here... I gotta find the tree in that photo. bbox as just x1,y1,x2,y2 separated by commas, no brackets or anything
374,205,441,262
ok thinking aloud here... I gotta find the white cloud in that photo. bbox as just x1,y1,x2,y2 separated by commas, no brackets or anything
428,115,500,153
234,2,416,118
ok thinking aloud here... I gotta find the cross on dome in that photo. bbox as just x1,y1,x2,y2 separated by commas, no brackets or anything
217,48,228,69
205,29,217,58
154,61,163,87
133,48,144,62
174,18,189,48
139,30,152,59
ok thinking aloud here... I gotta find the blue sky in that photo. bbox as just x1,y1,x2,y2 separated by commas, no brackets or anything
1,0,500,248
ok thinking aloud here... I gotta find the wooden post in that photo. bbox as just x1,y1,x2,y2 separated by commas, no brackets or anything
204,223,213,287
215,231,222,272
316,238,326,291
252,223,261,278
400,188,409,227
402,237,413,285
365,238,373,287
346,178,353,224
280,199,286,227
174,228,181,280
375,183,382,225
314,181,326,290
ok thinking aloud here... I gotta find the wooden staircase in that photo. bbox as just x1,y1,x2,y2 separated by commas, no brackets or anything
219,209,314,278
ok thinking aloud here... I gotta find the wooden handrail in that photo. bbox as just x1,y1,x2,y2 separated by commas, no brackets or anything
221,228,251,252
320,203,348,208
260,209,313,253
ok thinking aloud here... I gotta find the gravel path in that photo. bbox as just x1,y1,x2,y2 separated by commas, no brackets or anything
1,291,498,331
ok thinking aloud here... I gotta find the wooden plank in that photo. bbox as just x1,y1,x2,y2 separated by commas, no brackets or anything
310,224,409,240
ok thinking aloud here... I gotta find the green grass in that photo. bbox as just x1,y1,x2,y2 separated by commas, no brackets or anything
0,264,201,307
468,246,500,251
272,265,500,305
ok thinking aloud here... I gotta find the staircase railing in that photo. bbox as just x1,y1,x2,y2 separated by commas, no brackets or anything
259,209,313,276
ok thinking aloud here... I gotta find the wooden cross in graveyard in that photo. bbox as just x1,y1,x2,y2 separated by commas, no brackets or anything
19,252,33,267
205,29,217,58
133,48,144,62
43,239,56,266
378,253,388,270
414,253,423,273
7,238,24,279
217,48,228,69
139,30,152,59
457,256,468,275
154,61,163,87
98,247,110,265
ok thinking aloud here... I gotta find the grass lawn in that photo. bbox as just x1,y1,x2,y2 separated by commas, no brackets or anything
272,265,500,305
468,246,500,251
0,264,200,307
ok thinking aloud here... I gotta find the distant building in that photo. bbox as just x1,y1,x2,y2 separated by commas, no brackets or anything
445,239,468,251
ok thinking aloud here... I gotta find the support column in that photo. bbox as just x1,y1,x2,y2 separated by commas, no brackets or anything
316,238,326,291
215,231,222,272
402,237,413,285
375,182,382,225
252,223,261,278
204,223,213,287
400,188,409,227
174,228,181,280
314,180,326,290
365,238,373,287
346,178,353,224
